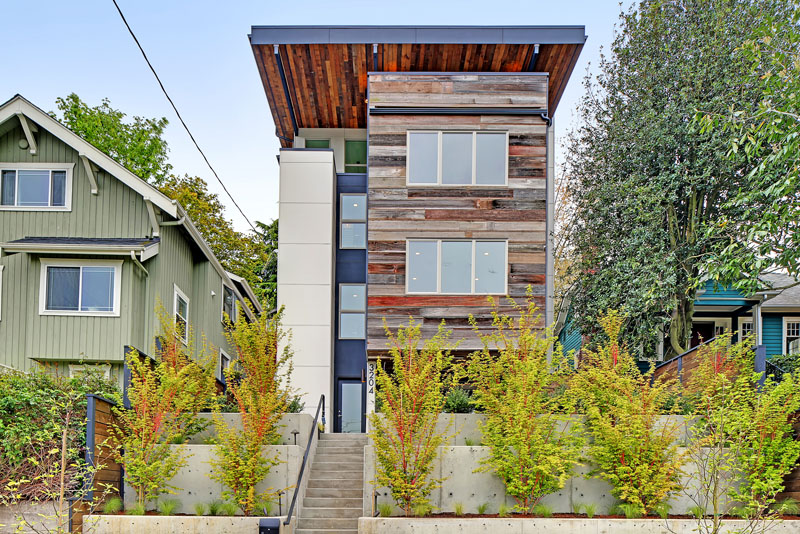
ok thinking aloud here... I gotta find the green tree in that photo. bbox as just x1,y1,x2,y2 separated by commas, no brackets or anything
564,0,788,356
52,94,276,305
697,2,800,295
55,93,172,184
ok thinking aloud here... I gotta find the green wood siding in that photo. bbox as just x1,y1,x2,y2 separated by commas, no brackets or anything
0,121,235,372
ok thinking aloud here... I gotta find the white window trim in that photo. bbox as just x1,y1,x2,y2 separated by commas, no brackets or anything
0,162,74,211
406,131,509,187
738,316,754,337
0,264,3,322
69,364,111,380
221,283,236,324
173,283,190,345
219,348,231,382
339,283,366,340
39,259,122,317
405,239,508,295
783,316,800,354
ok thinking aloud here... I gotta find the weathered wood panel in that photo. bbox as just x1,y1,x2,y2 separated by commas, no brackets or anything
367,73,548,354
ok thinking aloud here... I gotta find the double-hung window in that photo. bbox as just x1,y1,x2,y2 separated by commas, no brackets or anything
339,284,366,339
340,193,366,249
407,131,507,186
407,240,507,294
40,260,121,316
1,164,72,209
174,285,189,344
785,318,800,354
222,285,236,323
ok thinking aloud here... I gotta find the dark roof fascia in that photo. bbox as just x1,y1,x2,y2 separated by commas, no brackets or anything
249,25,587,45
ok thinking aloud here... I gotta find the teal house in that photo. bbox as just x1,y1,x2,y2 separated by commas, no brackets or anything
556,273,800,360
0,95,259,383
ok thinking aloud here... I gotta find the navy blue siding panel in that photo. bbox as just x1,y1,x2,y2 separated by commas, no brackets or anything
762,314,784,357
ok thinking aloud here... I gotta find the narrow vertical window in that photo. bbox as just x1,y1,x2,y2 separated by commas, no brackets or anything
441,133,472,185
222,285,236,323
219,350,231,383
174,286,189,344
1,171,15,206
340,193,367,249
786,320,800,354
440,241,472,293
339,284,366,339
475,132,507,185
407,241,438,293
407,132,438,184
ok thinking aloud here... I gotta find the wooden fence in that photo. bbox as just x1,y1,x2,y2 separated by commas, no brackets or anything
68,394,123,533
652,339,767,386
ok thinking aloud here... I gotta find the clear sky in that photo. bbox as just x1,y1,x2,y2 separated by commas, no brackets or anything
0,0,632,232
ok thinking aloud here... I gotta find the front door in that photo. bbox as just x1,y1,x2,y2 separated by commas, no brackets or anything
338,379,364,433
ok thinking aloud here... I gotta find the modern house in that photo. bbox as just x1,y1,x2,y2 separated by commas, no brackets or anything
249,26,586,432
557,274,800,360
0,94,259,384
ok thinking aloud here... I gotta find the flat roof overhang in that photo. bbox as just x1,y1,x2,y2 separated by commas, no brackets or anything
249,25,586,147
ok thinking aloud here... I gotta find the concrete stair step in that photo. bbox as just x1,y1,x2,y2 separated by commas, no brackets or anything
319,433,367,441
305,487,363,499
315,447,365,456
314,453,364,463
304,497,363,508
317,439,366,447
311,461,363,472
307,478,363,490
309,474,364,480
297,518,359,530
295,529,356,534
301,507,361,519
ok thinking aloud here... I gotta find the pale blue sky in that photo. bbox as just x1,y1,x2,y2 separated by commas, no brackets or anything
0,0,632,231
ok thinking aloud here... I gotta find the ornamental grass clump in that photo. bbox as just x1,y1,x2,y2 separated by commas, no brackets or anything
570,309,685,518
682,334,800,533
465,295,584,513
369,319,455,516
112,305,217,510
210,305,293,516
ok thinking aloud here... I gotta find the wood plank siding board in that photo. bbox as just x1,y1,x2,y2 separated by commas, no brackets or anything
366,72,548,357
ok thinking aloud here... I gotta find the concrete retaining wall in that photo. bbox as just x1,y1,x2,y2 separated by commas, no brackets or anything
123,445,305,515
0,502,58,534
359,517,800,534
365,445,712,517
190,413,315,448
84,514,294,534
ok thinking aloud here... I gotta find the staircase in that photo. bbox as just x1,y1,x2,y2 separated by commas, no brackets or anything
296,433,366,534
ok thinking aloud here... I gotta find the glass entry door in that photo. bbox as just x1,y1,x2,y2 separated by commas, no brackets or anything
338,379,364,433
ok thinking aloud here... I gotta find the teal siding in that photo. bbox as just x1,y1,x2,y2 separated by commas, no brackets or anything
0,119,237,373
558,312,583,356
762,314,784,358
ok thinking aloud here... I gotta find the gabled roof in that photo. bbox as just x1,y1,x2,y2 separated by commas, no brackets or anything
760,273,800,309
226,271,264,315
0,94,259,317
0,95,178,217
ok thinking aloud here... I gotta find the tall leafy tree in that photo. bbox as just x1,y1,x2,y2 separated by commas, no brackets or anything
698,2,800,295
564,0,788,355
52,94,277,306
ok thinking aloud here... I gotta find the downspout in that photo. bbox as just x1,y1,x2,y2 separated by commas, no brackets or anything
130,251,149,277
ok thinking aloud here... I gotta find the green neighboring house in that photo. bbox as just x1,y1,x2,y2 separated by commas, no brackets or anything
0,94,260,384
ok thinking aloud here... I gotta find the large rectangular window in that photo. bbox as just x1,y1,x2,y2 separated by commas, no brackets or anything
406,240,507,295
39,260,121,316
0,165,72,209
340,193,366,249
407,131,507,186
339,284,366,339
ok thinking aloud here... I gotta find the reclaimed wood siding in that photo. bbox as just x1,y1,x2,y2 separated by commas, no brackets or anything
367,73,548,353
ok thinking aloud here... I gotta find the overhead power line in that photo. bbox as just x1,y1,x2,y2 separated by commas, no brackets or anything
111,0,262,237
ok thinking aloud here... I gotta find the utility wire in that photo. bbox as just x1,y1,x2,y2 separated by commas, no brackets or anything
111,0,262,237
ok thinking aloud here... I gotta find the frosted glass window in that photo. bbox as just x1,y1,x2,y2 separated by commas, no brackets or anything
341,222,366,249
408,241,438,292
340,313,366,339
474,241,506,294
441,241,472,293
341,194,366,221
408,132,438,184
17,170,50,206
476,133,507,185
341,284,366,312
80,267,115,312
442,133,473,184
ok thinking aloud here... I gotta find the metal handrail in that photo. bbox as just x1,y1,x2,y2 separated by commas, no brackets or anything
284,394,325,526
